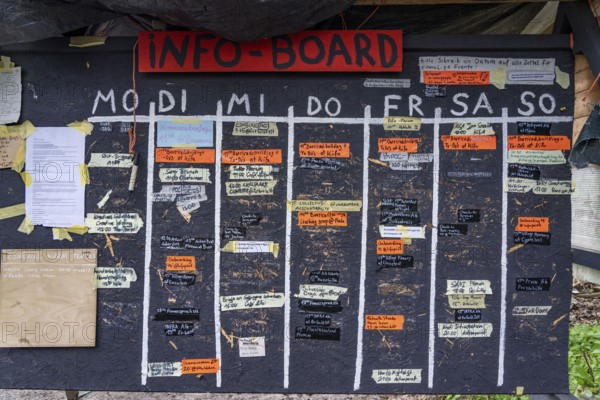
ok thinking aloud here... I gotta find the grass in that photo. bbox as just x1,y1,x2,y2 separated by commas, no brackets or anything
442,324,599,400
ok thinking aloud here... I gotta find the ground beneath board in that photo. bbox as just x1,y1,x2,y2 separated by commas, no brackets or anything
1,281,598,400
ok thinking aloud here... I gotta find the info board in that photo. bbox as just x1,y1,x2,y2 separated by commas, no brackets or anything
0,34,574,395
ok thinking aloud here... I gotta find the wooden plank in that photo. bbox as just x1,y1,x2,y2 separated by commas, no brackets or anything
354,0,575,4
574,87,600,119
575,55,590,74
575,67,597,94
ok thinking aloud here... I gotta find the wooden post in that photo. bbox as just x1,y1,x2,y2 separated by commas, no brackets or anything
65,390,79,400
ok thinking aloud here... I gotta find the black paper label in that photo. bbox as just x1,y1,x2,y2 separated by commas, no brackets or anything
513,232,551,245
517,122,551,135
309,270,340,284
458,209,480,223
380,211,420,225
424,85,446,98
164,323,194,336
299,157,343,171
508,164,541,180
155,308,200,321
298,299,343,313
223,227,246,240
241,213,262,226
304,313,332,327
516,277,551,291
377,255,414,268
163,273,196,286
438,224,468,237
455,309,482,322
184,237,215,250
295,326,340,341
381,198,418,212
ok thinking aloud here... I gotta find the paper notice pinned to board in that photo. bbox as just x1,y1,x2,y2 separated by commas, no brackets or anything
147,362,182,377
372,369,422,384
507,150,566,164
221,240,279,258
25,127,85,227
159,168,211,183
0,134,22,169
89,153,133,168
220,293,285,311
94,267,137,288
225,180,277,196
229,165,273,180
447,280,492,295
85,213,143,234
0,66,21,124
383,116,421,131
233,121,278,137
379,225,426,239
239,336,266,357
451,122,495,136
287,200,362,212
294,284,348,300
438,322,493,338
447,294,486,309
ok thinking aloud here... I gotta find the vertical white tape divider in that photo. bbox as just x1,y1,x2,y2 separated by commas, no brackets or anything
214,101,223,387
283,106,294,389
353,105,371,391
498,108,509,387
428,107,441,389
141,101,156,386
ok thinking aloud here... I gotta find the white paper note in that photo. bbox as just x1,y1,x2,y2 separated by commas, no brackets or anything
0,67,21,124
25,127,85,227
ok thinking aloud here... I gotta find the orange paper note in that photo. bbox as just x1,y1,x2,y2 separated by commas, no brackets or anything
181,358,219,374
222,149,282,164
376,239,404,255
166,256,196,271
298,211,347,226
423,70,490,85
365,315,405,330
378,138,420,153
508,135,570,151
515,217,549,232
299,143,350,158
441,135,496,150
156,148,215,163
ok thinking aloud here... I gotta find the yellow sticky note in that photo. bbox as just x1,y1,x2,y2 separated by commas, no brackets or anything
68,120,94,136
0,203,25,220
69,36,107,48
80,164,90,185
17,216,34,235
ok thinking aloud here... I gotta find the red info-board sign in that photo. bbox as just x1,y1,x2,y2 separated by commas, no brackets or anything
138,30,402,73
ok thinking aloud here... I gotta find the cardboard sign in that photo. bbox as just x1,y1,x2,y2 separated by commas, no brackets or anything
181,358,219,374
166,256,196,271
365,315,405,330
138,30,403,72
376,239,404,254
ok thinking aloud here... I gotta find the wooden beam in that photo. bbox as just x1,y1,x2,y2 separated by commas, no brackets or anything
354,0,576,4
